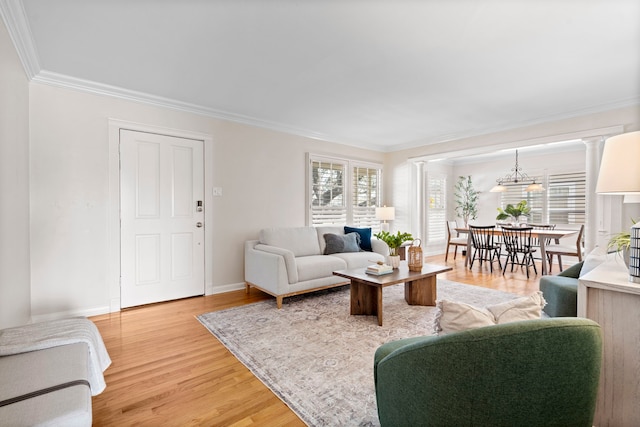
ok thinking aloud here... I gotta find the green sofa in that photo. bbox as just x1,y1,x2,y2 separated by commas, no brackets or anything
374,318,602,427
539,261,583,317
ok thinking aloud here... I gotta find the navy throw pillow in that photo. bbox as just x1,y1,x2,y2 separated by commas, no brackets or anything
344,226,372,252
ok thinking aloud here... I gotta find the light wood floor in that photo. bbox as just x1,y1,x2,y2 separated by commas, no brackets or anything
90,253,547,426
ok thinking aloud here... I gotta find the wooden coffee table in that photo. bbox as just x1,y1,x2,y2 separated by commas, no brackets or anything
333,262,452,326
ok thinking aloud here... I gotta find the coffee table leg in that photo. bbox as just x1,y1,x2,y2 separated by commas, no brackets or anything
350,280,383,326
404,276,437,306
376,287,383,326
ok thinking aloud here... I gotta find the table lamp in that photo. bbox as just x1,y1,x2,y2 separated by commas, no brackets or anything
375,206,395,232
596,131,640,283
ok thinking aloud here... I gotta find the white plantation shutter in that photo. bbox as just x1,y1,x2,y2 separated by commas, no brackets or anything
352,166,380,228
427,174,446,244
548,172,586,224
310,159,347,225
500,179,544,224
499,172,585,225
308,155,383,228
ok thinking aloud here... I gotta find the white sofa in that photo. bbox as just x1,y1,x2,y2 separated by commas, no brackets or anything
245,226,388,308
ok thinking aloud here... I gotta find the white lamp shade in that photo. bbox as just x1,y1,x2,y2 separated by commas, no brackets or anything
526,182,545,192
375,206,395,221
596,131,640,195
490,184,507,192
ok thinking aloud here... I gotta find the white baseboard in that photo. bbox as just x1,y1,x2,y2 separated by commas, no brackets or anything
31,283,246,321
206,282,245,295
30,305,112,323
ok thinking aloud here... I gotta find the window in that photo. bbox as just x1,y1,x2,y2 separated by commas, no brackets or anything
426,174,447,244
547,172,586,224
352,166,381,228
499,172,586,225
308,155,382,228
500,176,545,223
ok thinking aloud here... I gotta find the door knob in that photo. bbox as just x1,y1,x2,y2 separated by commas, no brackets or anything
196,222,203,228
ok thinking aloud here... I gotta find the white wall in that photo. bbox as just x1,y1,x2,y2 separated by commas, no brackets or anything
0,20,31,328
28,83,384,320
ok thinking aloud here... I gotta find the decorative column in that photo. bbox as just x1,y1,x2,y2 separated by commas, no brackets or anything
583,137,603,252
414,161,425,242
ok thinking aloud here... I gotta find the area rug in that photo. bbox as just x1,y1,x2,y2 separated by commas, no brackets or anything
197,280,520,426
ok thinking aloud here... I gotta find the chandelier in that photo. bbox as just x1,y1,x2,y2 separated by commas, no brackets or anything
490,150,545,192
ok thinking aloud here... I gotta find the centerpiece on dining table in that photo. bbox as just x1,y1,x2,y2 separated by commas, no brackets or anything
496,200,531,227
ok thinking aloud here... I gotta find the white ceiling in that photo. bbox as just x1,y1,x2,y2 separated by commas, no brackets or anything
3,0,640,151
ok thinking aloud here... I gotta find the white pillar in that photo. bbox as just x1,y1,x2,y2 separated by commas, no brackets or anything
414,161,425,241
584,137,603,252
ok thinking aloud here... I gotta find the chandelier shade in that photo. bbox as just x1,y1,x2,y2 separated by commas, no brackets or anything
490,150,545,193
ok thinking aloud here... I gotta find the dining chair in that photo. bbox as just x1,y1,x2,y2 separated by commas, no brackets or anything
529,223,556,258
445,221,467,261
546,224,585,273
501,226,538,278
468,225,502,272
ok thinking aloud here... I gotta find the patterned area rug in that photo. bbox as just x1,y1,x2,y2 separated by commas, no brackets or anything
197,280,519,426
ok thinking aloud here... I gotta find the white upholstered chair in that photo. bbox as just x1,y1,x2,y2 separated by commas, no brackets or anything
546,224,585,273
445,221,467,262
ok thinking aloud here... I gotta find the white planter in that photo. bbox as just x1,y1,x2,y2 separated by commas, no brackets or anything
389,255,401,269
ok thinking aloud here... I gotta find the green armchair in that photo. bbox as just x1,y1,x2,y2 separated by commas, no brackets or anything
374,318,602,427
539,261,583,317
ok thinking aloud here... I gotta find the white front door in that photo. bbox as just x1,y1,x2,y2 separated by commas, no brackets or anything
120,130,205,308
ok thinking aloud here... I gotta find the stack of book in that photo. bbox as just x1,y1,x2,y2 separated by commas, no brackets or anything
366,263,393,276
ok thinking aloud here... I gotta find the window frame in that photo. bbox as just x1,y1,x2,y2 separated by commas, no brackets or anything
307,153,383,229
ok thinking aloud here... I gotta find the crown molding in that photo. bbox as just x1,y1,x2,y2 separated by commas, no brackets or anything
32,69,390,152
395,97,640,153
0,0,40,78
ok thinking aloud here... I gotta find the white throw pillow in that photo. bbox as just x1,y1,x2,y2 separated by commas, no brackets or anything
579,247,608,277
433,291,546,335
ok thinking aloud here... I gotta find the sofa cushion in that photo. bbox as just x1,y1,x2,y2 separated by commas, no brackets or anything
331,251,385,269
344,226,373,251
323,232,361,255
433,291,546,335
260,227,321,257
296,255,347,282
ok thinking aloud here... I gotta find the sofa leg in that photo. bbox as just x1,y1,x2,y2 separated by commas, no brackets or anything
276,296,283,309
245,282,251,294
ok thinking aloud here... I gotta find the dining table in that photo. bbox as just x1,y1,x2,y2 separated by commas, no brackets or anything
455,226,579,275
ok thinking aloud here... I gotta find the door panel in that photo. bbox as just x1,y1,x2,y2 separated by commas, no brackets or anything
120,130,204,308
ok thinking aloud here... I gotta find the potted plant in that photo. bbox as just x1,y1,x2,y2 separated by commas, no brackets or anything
607,218,637,267
496,200,531,225
454,176,479,227
374,230,413,268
